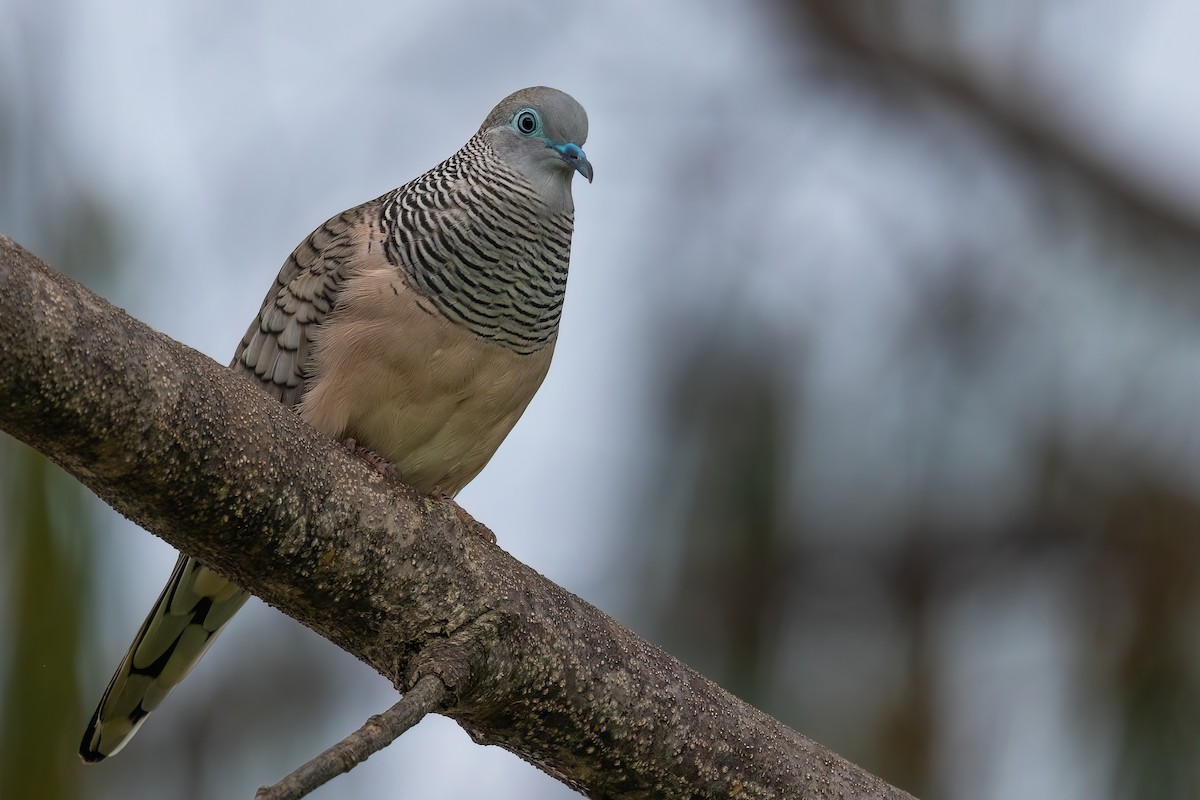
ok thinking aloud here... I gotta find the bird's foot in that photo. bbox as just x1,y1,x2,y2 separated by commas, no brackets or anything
342,438,402,482
460,512,498,545
429,486,497,544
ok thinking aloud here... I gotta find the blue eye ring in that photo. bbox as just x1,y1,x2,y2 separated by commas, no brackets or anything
513,108,541,136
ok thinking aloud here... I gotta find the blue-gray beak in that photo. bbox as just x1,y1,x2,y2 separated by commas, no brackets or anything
553,142,593,183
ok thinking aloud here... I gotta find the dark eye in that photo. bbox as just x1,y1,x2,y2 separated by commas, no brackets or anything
515,109,539,135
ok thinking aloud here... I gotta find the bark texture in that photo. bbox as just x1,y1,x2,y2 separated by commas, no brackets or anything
0,235,914,799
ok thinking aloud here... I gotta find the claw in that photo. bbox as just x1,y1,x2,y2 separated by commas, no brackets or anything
342,438,402,482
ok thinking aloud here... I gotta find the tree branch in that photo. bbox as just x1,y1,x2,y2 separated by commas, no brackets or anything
256,673,449,800
0,235,914,799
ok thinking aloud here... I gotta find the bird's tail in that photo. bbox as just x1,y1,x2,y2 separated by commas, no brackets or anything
79,554,248,762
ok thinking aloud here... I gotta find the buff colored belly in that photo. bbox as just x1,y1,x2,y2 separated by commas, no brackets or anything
297,267,555,496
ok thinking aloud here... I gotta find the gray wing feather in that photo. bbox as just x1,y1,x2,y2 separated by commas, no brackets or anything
80,199,386,762
232,201,380,407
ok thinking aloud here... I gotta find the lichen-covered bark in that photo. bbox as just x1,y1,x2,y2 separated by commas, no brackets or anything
0,236,914,799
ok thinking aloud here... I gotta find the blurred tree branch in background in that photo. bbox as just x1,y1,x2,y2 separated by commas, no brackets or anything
627,4,1200,800
789,0,1200,242
0,449,88,800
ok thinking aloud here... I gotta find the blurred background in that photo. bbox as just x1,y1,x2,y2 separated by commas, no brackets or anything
3,1,1200,798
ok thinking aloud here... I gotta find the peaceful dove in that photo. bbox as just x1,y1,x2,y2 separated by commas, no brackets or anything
80,85,591,762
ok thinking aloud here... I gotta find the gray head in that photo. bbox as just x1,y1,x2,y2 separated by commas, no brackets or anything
481,87,591,212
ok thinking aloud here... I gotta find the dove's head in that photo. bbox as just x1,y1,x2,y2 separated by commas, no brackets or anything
483,86,591,213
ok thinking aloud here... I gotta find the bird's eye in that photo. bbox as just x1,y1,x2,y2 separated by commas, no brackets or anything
514,109,540,135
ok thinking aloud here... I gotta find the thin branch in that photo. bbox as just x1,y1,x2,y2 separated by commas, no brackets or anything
256,674,448,800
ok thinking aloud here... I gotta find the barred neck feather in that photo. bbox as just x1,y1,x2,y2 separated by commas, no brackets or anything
382,133,574,355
